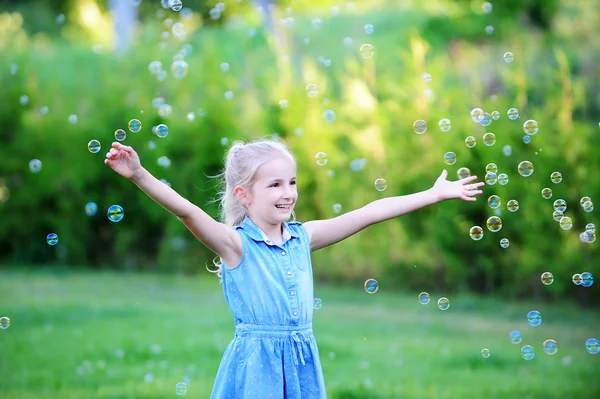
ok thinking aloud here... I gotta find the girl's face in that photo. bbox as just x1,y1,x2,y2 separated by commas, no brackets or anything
239,155,298,225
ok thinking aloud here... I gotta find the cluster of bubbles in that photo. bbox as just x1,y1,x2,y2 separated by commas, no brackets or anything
572,272,594,287
417,292,450,310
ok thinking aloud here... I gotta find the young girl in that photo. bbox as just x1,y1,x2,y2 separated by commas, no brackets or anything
104,139,483,398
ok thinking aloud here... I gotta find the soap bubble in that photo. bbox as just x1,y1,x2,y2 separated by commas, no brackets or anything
585,338,600,355
313,298,323,309
438,119,451,132
517,161,534,177
413,120,427,134
504,52,514,63
46,233,59,246
469,226,484,241
306,84,319,97
481,348,491,358
0,316,10,329
88,140,101,153
29,159,42,173
437,297,450,310
483,133,496,146
543,339,558,355
374,178,387,192
465,136,476,148
85,202,98,216
457,167,471,179
443,152,456,165
418,292,430,304
521,345,535,360
364,24,374,34
507,108,519,120
500,238,509,248
510,330,522,344
550,172,562,183
128,119,142,132
541,188,552,199
507,200,519,212
523,120,539,135
541,272,554,285
360,44,374,59
486,216,502,232
488,195,501,209
527,310,542,327
107,205,124,222
175,382,187,396
114,129,126,142
498,173,509,185
156,124,169,138
364,279,379,294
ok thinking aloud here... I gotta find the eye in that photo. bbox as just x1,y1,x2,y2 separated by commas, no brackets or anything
270,183,279,187
291,180,297,185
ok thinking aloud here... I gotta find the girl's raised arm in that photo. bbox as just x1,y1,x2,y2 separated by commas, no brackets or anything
303,170,483,252
105,142,240,258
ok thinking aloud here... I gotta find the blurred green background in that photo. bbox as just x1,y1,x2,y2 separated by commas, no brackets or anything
1,0,599,397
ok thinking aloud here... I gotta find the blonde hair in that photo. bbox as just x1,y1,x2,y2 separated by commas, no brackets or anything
207,138,297,278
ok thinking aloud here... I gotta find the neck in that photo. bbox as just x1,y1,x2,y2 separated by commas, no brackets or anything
251,217,284,243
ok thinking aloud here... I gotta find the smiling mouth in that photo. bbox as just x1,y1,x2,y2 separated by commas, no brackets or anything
275,204,292,211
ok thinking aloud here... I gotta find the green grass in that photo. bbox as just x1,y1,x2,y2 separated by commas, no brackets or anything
1,269,599,398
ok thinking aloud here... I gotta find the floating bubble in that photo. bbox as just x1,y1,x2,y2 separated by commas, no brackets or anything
306,84,318,97
543,339,558,355
314,152,328,166
422,73,432,83
510,330,522,344
480,113,492,126
457,167,471,179
485,163,498,174
523,135,531,144
491,110,500,120
156,124,168,138
517,161,533,177
541,188,552,199
85,202,98,216
523,120,539,135
88,140,101,153
498,173,509,185
0,316,10,329
333,203,342,214
500,238,509,248
438,118,451,132
481,348,491,358
413,120,427,134
186,112,195,122
29,159,42,173
465,136,476,148
521,345,535,360
364,279,379,294
581,272,593,287
279,99,288,109
586,223,596,233
550,172,562,184
527,310,542,327
552,210,564,221
503,145,512,157
437,297,450,310
360,44,374,59
541,272,554,285
46,233,58,246
172,21,185,36
175,381,187,396
559,216,573,230
470,226,484,241
583,201,594,212
323,109,336,123
586,338,600,355
171,60,188,79
485,172,497,185
482,2,493,13
487,216,502,232
107,205,124,222
220,62,230,72
507,108,519,120
553,199,567,212
128,119,142,132
580,231,595,243
418,292,430,305
68,114,78,124
580,196,592,206
19,95,29,105
572,273,582,285
374,178,387,192
364,24,374,34
313,298,323,309
114,129,126,142
485,25,494,35
158,156,171,168
507,200,519,212
483,133,496,146
171,0,183,11
488,195,501,209
470,108,484,123
504,52,514,63
443,152,456,165
311,18,322,29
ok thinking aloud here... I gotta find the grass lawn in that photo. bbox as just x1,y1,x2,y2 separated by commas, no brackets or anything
0,268,599,399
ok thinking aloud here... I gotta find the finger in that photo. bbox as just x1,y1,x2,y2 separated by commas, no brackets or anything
461,175,479,184
466,189,482,196
440,169,448,180
461,195,477,201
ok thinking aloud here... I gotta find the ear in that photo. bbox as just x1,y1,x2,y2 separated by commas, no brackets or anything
234,186,251,206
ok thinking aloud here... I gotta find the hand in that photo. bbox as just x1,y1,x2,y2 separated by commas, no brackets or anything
431,170,484,202
104,142,143,180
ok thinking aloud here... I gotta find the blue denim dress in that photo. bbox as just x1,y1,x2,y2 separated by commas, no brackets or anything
210,216,327,398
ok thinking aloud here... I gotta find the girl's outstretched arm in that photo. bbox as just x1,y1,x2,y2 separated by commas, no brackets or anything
303,170,484,252
105,142,240,259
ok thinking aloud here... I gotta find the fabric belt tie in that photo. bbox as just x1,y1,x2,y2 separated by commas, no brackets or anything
290,331,306,366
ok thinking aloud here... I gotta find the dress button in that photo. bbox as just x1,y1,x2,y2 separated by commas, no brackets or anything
266,240,271,244
293,311,298,316
290,291,296,296
287,271,292,275
281,251,286,256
